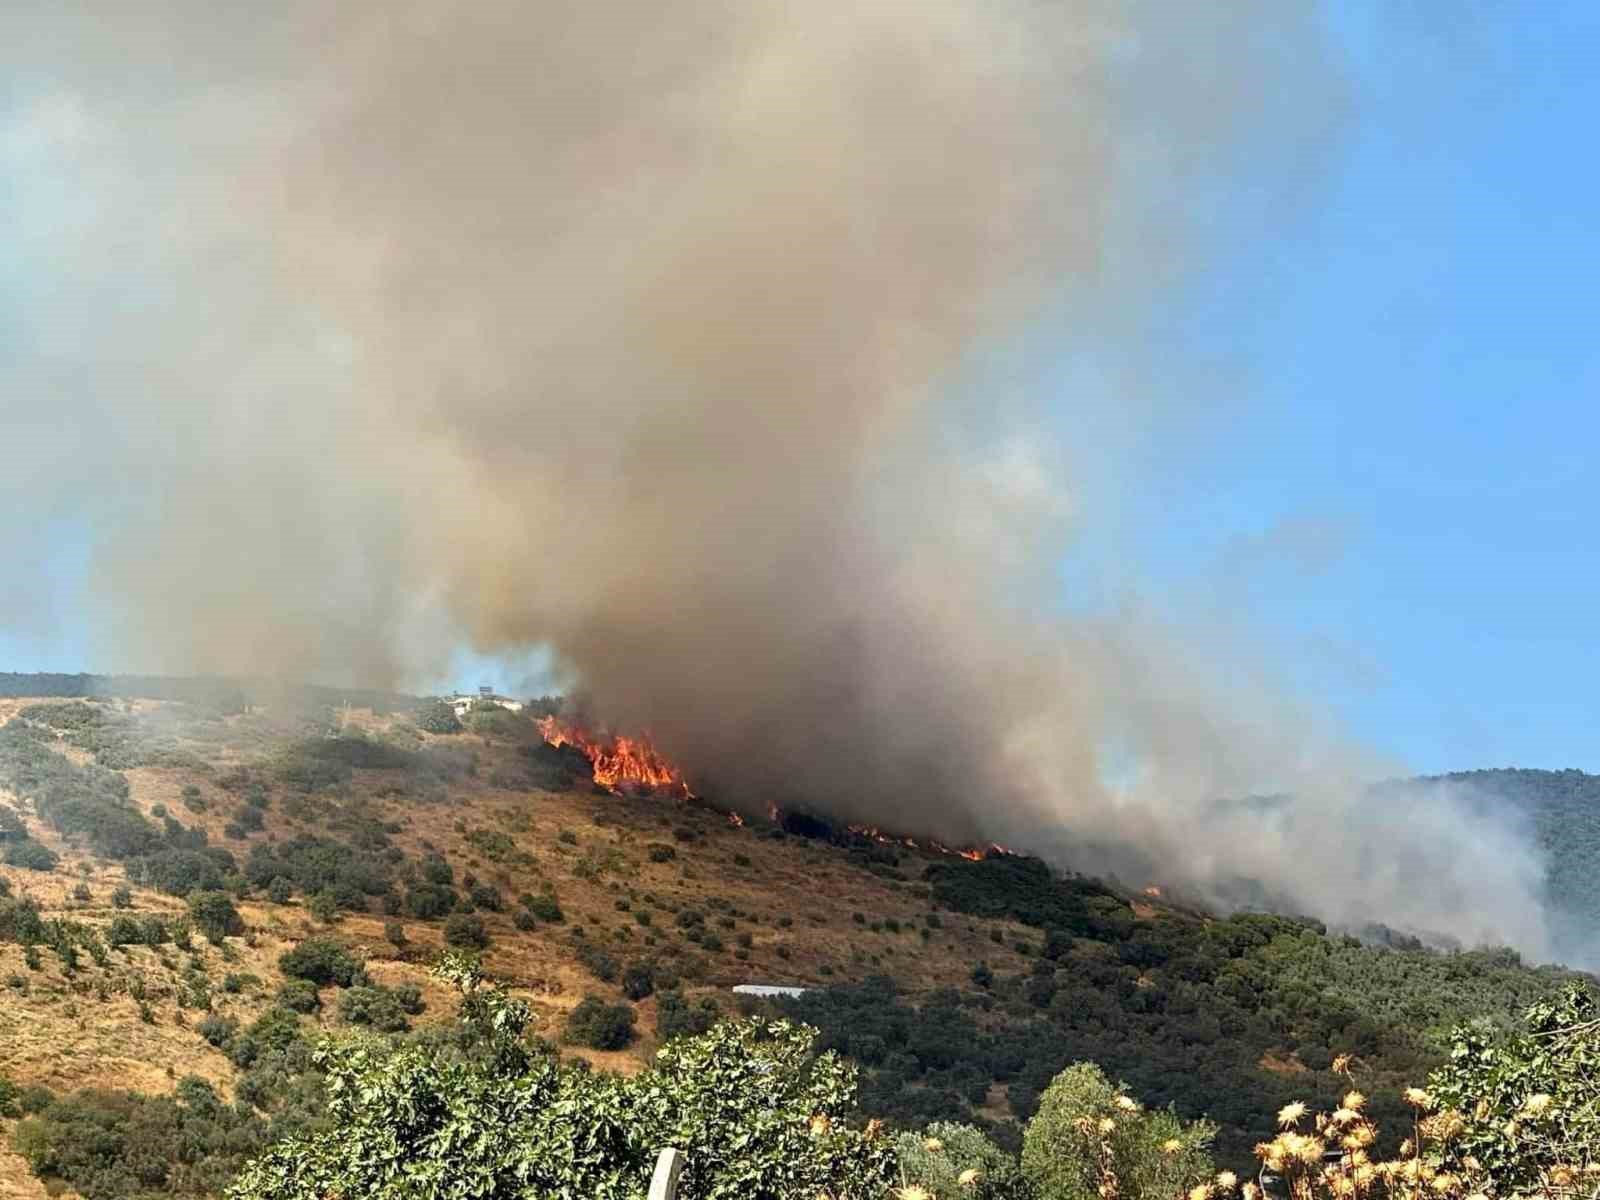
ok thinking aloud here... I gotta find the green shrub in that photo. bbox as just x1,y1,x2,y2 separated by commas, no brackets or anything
4,839,58,872
278,938,363,987
562,994,636,1050
656,989,719,1042
525,892,563,922
338,984,420,1032
405,884,457,919
111,885,132,909
647,843,676,863
0,1073,20,1117
187,890,244,943
444,912,490,950
578,942,619,982
414,699,463,735
276,978,322,1013
622,962,656,1000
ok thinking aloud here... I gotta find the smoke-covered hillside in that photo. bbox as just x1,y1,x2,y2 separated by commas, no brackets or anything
1372,769,1600,966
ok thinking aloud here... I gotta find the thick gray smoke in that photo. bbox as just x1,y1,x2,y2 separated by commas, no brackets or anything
1,3,1558,958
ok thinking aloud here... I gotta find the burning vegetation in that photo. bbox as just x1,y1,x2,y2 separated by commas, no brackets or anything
535,712,1017,863
536,716,693,796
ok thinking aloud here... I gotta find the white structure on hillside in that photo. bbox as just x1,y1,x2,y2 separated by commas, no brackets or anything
448,685,525,718
732,984,807,999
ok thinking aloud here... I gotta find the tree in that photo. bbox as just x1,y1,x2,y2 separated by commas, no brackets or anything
229,964,894,1200
278,938,363,987
4,839,58,872
444,912,490,950
563,995,637,1050
1021,1063,1215,1200
1427,982,1600,1193
187,890,244,944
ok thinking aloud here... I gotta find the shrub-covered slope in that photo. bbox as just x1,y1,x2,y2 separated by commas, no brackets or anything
0,686,1588,1194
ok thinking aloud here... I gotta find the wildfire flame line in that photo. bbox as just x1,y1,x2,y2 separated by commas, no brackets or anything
845,822,1015,863
534,718,1014,861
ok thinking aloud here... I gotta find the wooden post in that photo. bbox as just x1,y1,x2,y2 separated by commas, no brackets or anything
649,1147,684,1200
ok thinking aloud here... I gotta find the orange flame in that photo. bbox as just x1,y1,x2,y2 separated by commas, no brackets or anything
538,716,691,795
849,823,1002,862
1142,885,1163,898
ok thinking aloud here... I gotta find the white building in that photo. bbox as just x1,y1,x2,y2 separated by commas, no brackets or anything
448,685,525,718
732,984,808,999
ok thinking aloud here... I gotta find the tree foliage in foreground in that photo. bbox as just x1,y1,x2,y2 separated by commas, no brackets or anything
229,955,895,1200
1022,1063,1215,1200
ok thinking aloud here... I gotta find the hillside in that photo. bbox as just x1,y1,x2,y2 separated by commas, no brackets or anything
1376,768,1600,958
0,684,1585,1197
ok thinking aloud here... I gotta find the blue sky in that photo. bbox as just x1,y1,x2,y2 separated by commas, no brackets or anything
1053,2,1600,775
3,3,1596,776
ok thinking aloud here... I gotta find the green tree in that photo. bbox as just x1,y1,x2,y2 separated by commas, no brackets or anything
278,938,363,987
1427,982,1600,1193
563,994,636,1050
228,965,894,1200
187,890,244,944
1021,1063,1214,1200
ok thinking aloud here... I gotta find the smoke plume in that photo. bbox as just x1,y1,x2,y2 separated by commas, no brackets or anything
2,3,1558,957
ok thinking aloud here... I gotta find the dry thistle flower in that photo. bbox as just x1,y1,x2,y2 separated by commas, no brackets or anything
1097,1118,1117,1135
1242,1183,1260,1200
1421,1111,1465,1144
957,1168,983,1187
1521,1093,1554,1117
1548,1165,1577,1187
1342,1090,1367,1112
1298,1139,1328,1167
1429,1173,1458,1193
1399,1139,1414,1158
1277,1102,1308,1128
1216,1171,1239,1191
1332,1108,1359,1126
1331,1054,1353,1074
809,1114,832,1137
864,1119,886,1141
1114,1095,1139,1113
1403,1087,1433,1110
923,1138,945,1153
1188,1185,1213,1200
897,1186,933,1200
1342,1124,1376,1152
1466,1194,1489,1200
1164,1139,1186,1155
